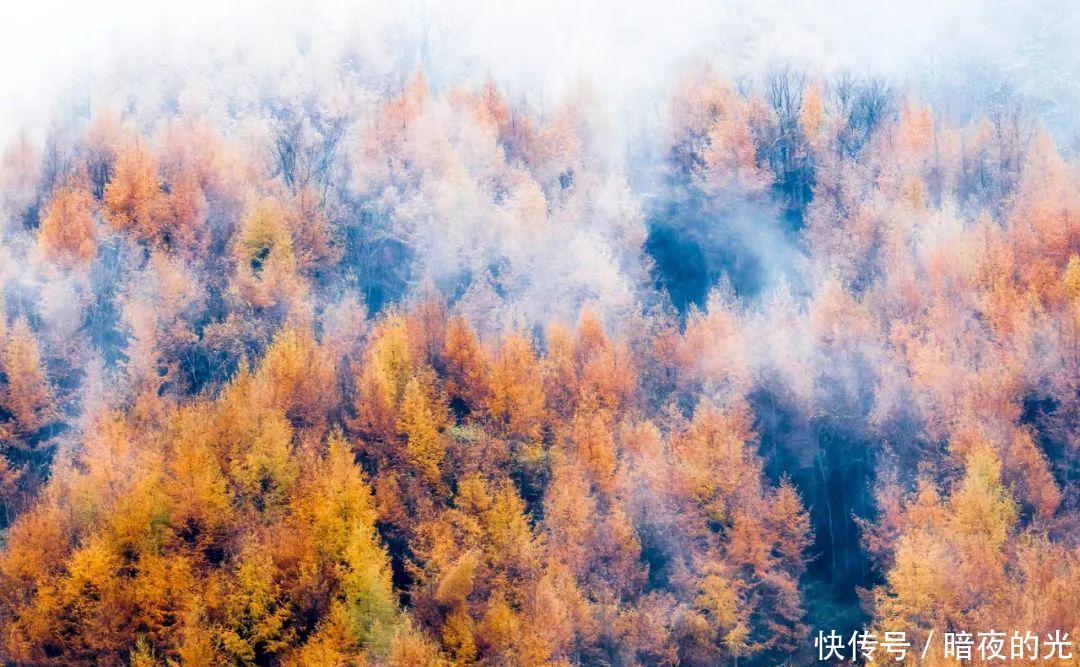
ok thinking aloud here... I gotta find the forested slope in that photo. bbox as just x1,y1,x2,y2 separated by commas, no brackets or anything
0,34,1076,666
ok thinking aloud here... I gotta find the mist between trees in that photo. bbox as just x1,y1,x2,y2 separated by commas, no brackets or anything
0,4,1077,665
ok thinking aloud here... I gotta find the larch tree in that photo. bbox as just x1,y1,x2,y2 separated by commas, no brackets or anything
37,180,98,266
1,318,57,449
103,136,170,243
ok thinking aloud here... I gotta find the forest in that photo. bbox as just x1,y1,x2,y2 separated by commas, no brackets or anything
0,6,1077,665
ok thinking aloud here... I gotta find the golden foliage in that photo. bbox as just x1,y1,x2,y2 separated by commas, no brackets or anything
37,181,97,265
1,317,57,446
7,65,1080,667
103,137,170,242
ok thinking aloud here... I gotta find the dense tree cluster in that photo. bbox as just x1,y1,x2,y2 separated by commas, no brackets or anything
0,41,1076,666
656,61,1080,660
0,301,812,665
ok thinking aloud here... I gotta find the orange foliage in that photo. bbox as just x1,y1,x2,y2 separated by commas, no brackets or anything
37,180,97,265
1,318,57,446
103,137,170,242
486,332,545,440
6,59,1080,667
231,197,306,312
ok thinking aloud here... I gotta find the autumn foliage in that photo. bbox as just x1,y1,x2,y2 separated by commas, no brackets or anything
0,47,1076,667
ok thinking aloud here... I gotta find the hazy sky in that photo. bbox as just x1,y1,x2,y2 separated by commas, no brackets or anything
2,0,1077,142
